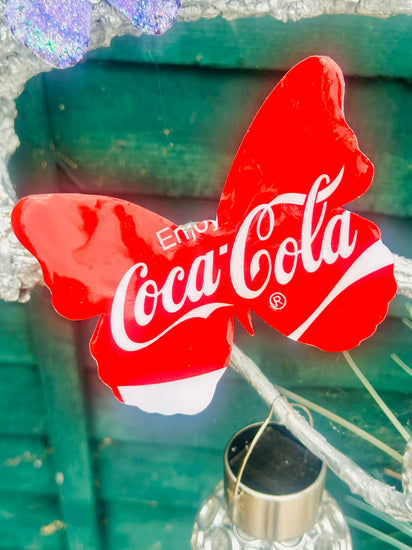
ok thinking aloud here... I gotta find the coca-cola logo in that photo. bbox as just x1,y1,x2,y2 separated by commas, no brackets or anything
111,165,381,352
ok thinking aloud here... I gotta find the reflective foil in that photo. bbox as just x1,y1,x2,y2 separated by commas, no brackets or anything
5,0,92,68
179,1,412,22
108,0,181,35
0,158,42,302
5,0,182,68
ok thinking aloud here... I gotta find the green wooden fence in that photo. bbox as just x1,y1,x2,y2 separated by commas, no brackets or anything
1,13,411,550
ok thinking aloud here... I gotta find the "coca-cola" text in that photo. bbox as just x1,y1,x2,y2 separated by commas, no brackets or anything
111,166,357,350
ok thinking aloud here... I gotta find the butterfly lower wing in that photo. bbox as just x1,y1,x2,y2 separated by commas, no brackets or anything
92,309,234,415
12,193,234,413
244,211,396,351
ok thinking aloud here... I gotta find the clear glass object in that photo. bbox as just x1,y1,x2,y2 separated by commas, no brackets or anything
191,481,352,550
191,422,352,550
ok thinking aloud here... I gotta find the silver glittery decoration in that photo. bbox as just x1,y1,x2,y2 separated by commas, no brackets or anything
178,1,412,22
0,158,42,301
402,440,412,494
5,0,92,68
394,254,412,300
0,0,410,524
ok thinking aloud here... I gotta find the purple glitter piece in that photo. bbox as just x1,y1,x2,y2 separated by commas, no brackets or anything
5,0,92,68
108,0,181,35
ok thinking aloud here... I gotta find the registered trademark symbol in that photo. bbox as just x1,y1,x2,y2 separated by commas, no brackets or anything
269,292,287,310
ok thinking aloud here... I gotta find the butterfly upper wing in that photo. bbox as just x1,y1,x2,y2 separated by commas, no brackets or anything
217,56,396,350
12,193,177,320
12,194,234,413
217,56,372,227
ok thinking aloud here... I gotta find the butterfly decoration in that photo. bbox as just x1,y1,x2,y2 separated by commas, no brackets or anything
12,57,397,415
5,0,181,68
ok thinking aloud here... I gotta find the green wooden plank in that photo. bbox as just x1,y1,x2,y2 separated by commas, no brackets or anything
87,15,412,78
0,436,55,495
9,71,57,196
39,62,262,199
0,301,36,364
94,441,221,507
29,290,101,550
344,79,412,217
0,492,64,549
0,290,407,547
13,61,411,217
100,500,195,550
94,391,408,550
0,364,46,436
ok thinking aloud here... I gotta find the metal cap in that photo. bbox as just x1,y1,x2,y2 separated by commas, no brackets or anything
224,422,326,542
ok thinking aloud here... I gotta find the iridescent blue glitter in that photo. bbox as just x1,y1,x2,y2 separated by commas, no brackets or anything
5,0,182,68
109,0,182,35
5,0,92,68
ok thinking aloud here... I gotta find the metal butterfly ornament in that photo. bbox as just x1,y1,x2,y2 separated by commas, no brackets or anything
12,57,397,415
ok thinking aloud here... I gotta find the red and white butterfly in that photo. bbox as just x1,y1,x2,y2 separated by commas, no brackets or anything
12,57,397,415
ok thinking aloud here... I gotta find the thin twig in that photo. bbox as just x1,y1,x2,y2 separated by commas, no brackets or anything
402,318,412,331
234,400,276,500
343,352,411,443
391,354,412,377
275,385,402,463
347,517,412,550
229,344,412,522
385,468,403,481
346,496,412,538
